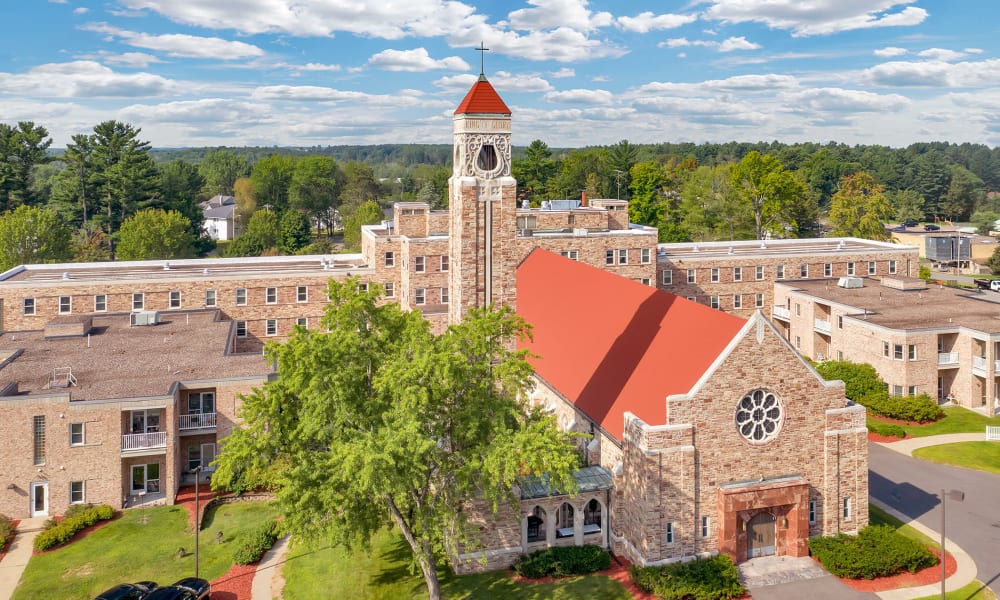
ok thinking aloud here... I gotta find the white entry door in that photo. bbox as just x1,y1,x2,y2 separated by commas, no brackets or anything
30,482,48,517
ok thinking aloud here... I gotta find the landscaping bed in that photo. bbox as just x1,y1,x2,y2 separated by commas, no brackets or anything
834,547,955,593
34,504,116,553
629,554,746,600
0,516,18,561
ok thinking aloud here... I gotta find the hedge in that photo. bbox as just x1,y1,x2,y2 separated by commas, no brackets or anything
630,554,745,600
0,514,14,549
512,545,611,579
815,360,943,423
809,525,937,579
867,420,906,438
33,504,115,552
233,519,279,565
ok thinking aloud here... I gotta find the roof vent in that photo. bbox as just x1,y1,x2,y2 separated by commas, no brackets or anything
203,268,209,276
163,262,171,270
728,246,734,255
838,276,864,289
692,244,700,252
62,272,70,280
837,240,845,250
130,311,160,326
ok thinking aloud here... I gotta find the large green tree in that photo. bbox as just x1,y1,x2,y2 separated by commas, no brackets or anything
250,154,295,215
279,209,311,254
226,208,279,257
338,161,380,221
89,121,158,233
628,161,668,226
888,189,926,223
212,283,578,600
200,149,249,197
116,208,196,260
940,165,985,221
828,172,894,241
342,200,384,250
0,205,72,272
289,156,341,234
0,121,52,210
729,151,805,239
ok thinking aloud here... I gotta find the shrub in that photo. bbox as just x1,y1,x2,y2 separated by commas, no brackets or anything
0,514,14,548
815,360,885,401
512,545,611,578
232,519,279,565
629,554,745,600
863,393,943,423
867,421,906,438
33,504,115,552
809,525,937,579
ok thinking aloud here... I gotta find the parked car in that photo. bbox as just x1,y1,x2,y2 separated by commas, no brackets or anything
94,581,158,600
924,224,941,231
903,220,919,227
144,578,210,600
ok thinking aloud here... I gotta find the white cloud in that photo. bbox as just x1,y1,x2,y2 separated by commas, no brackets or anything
119,98,271,124
549,67,575,78
506,0,613,33
862,58,1000,87
0,61,176,98
73,7,89,14
633,74,799,96
703,0,928,37
250,85,438,108
917,48,969,62
616,11,697,34
659,36,759,52
718,36,761,52
434,70,553,93
80,22,264,59
964,48,984,55
100,52,165,68
783,87,910,112
286,63,342,72
367,48,469,72
544,89,614,104
874,46,908,58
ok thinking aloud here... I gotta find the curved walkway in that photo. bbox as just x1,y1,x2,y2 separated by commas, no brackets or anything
0,518,45,600
876,433,984,457
251,534,290,600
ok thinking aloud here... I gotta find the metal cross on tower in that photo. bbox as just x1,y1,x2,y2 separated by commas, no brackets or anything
475,41,490,75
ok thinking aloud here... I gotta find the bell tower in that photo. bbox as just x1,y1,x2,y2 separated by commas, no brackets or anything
448,75,518,324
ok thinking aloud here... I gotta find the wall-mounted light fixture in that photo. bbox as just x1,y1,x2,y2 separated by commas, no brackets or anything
781,516,788,528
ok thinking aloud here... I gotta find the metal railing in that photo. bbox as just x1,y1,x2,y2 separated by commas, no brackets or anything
178,413,217,430
973,356,988,371
122,432,166,451
772,306,790,320
938,352,959,365
814,318,832,334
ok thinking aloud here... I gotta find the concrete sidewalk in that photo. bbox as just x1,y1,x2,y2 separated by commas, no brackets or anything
876,433,985,457
0,518,46,600
251,534,290,600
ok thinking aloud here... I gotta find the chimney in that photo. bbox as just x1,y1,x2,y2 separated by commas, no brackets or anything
581,191,587,207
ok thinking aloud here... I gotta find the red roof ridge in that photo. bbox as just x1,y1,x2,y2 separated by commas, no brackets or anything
454,75,511,115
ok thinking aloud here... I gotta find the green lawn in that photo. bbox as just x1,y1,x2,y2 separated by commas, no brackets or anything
282,529,632,600
913,580,997,600
870,406,1000,437
913,442,1000,476
12,500,280,600
869,504,938,548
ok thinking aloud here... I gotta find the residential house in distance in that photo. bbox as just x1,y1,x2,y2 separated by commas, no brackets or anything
201,194,238,241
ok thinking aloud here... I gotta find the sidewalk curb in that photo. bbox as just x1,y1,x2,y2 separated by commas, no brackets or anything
876,433,984,458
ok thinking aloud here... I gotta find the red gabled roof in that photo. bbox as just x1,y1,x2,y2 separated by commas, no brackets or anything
454,76,511,115
516,249,746,441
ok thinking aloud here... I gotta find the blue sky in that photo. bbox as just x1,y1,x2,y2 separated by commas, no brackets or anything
2,0,999,149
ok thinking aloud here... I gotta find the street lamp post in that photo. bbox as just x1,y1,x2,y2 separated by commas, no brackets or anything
194,466,203,579
940,488,964,600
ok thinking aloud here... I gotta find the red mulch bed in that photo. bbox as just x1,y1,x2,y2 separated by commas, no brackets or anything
175,486,231,529
868,431,909,443
821,548,957,593
0,519,20,562
209,562,257,600
33,514,120,555
869,414,937,427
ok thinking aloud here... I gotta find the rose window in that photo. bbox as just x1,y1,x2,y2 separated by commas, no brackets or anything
735,389,782,443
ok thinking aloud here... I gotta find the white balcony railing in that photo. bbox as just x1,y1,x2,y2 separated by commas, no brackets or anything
973,356,988,371
814,318,832,334
772,306,790,320
178,412,217,430
122,432,166,452
938,352,959,365
994,360,1000,372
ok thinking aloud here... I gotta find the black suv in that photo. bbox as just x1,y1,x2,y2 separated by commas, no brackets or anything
144,578,210,600
93,581,158,600
903,220,919,227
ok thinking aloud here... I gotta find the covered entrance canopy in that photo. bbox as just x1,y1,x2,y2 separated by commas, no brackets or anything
717,475,810,563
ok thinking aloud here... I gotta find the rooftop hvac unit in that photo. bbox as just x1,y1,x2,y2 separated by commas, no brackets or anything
130,311,160,326
837,276,864,289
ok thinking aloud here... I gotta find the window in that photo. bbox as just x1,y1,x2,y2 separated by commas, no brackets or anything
70,481,85,505
776,265,785,279
265,319,277,336
734,295,743,309
296,317,308,328
843,497,851,520
187,392,215,416
847,262,855,276
358,282,368,293
131,463,160,494
838,351,843,360
641,248,651,264
665,522,674,544
560,250,579,261
889,260,898,275
687,269,696,284
132,293,144,311
33,416,45,466
297,286,308,302
755,293,764,308
640,278,652,286
169,291,181,308
795,335,801,349
58,296,72,314
824,263,832,277
235,321,247,337
23,298,35,315
893,344,904,360
415,288,426,305
527,507,546,543
384,252,395,267
567,214,575,226
800,264,808,278
795,303,801,316
893,385,904,397
701,516,710,538
908,345,917,360
235,288,247,306
415,256,425,273
441,287,450,304
516,215,537,230
69,423,84,446
441,256,449,272
883,342,891,358
265,287,277,304
617,249,628,265
205,289,216,307
605,249,615,265
809,500,817,524
385,282,395,298
755,266,764,280
908,385,917,396
733,267,742,282
711,268,720,283
710,295,720,309
94,294,107,312
662,270,673,285
868,261,877,275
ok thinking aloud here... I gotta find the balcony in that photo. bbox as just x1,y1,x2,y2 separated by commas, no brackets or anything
772,306,790,321
122,432,166,453
178,412,217,431
973,356,988,374
814,318,832,334
937,352,959,367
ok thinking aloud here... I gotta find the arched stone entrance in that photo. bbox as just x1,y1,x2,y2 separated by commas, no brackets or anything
747,512,776,558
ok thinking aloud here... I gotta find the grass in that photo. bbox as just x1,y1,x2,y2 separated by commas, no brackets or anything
12,500,280,600
869,504,938,549
870,406,1000,437
282,529,632,600
913,580,997,600
913,442,1000,476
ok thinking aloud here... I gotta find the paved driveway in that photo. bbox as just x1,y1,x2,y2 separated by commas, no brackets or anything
739,555,877,599
747,575,877,600
869,442,1000,594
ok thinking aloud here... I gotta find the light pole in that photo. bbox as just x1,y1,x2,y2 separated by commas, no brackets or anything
940,488,964,600
194,465,203,579
613,170,624,201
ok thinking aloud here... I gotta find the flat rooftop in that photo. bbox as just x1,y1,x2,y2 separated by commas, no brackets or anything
0,311,272,401
0,254,369,285
658,237,917,260
782,278,1000,332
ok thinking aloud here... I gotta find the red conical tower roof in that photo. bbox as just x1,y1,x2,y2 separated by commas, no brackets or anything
454,74,511,115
